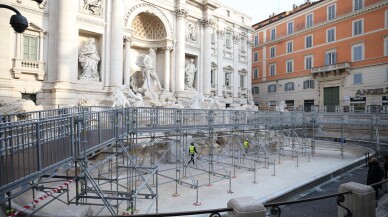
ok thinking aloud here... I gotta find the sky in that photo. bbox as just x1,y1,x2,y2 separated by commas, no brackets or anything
219,0,309,24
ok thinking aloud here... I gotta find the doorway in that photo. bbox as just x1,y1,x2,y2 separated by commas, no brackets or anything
324,86,339,112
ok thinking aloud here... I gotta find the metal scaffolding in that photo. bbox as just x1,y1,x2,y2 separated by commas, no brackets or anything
0,107,387,215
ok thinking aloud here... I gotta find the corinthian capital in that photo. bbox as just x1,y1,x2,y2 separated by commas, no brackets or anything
175,8,188,18
201,18,214,28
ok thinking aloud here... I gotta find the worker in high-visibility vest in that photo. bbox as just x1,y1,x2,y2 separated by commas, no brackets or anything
243,139,249,153
188,142,197,165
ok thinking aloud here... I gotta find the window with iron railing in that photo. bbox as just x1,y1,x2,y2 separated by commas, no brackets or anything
325,50,337,65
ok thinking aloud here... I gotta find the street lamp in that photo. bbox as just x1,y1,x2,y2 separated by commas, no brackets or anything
0,1,43,33
0,4,28,33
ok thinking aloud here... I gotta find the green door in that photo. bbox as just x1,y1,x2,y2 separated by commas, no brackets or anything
324,86,339,112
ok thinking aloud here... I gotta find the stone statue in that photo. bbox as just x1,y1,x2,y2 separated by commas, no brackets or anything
122,85,144,107
82,0,103,16
79,37,100,80
186,22,197,42
185,58,197,89
136,48,163,93
112,87,130,108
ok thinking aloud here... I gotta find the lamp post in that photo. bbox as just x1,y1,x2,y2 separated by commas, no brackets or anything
0,0,43,33
0,4,28,33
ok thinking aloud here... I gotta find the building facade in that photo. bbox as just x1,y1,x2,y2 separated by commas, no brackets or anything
0,0,252,108
252,0,388,111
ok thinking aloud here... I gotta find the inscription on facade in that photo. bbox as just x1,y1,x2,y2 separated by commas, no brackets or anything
356,87,388,96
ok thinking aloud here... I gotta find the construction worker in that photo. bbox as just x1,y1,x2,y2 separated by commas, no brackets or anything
188,142,197,165
243,139,249,154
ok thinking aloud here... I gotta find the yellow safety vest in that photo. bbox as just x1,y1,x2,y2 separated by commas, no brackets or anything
243,140,249,149
189,145,196,154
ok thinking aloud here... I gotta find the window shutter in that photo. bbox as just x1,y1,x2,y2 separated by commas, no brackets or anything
311,80,315,89
333,52,337,64
303,81,307,89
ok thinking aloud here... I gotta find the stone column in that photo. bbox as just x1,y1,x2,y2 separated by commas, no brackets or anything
175,8,187,93
16,33,21,58
123,36,131,86
110,0,124,87
217,29,224,97
164,46,172,91
202,18,213,96
227,197,266,217
338,182,375,217
39,32,44,61
57,0,77,83
233,33,240,99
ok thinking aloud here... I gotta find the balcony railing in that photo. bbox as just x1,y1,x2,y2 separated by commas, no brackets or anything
311,62,350,75
12,58,45,81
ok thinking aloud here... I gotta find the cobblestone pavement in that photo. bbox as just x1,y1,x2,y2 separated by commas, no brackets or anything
278,164,387,217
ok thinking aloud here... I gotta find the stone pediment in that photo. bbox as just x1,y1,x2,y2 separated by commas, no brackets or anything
223,65,233,72
239,68,248,74
27,22,45,33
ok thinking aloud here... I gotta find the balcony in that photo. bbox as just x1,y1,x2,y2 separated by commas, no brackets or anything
222,85,232,97
12,59,45,81
311,62,350,80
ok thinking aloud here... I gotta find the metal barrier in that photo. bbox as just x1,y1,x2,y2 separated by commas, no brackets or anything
0,107,387,208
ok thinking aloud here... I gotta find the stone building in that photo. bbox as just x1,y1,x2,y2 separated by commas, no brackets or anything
0,0,252,108
252,0,388,112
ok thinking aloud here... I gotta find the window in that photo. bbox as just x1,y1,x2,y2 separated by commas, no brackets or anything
354,73,363,84
254,35,259,47
305,55,313,70
270,46,276,58
225,73,231,86
286,59,293,73
287,41,293,53
306,14,313,28
285,82,294,91
328,4,336,21
226,10,230,17
325,50,337,65
270,28,276,41
352,43,364,62
268,84,276,93
269,63,276,76
354,0,363,11
241,16,245,24
287,21,294,35
327,28,335,43
225,32,231,47
253,52,258,62
386,10,388,28
385,37,388,56
353,19,363,36
253,68,258,79
386,69,388,81
303,80,315,89
305,35,313,48
252,87,259,94
23,35,38,61
211,69,216,84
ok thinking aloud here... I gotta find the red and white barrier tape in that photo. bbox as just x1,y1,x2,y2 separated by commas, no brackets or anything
8,179,74,217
